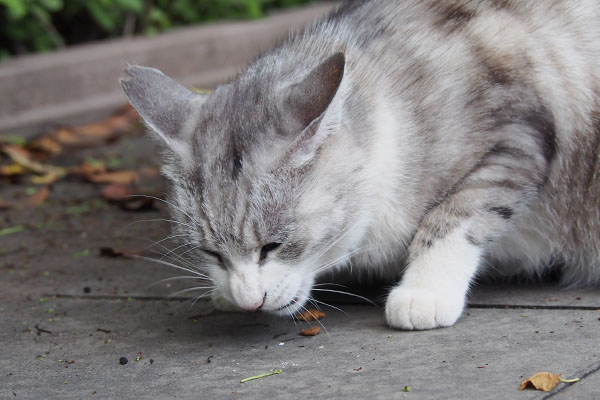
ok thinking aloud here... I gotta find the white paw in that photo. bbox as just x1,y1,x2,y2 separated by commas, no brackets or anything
211,292,239,312
385,286,464,330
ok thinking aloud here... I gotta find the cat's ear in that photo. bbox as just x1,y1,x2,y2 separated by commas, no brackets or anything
282,53,347,166
286,52,346,129
120,65,205,158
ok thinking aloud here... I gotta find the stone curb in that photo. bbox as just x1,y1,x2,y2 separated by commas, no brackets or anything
0,2,336,137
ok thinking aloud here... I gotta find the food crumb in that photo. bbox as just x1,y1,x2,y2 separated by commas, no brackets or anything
296,309,326,321
119,356,128,365
300,326,321,336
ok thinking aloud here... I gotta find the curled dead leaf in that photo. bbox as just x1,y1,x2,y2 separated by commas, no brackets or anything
28,104,140,152
99,247,143,258
101,184,134,200
1,144,66,184
86,170,139,185
297,309,326,321
520,372,580,392
299,326,321,336
1,163,26,176
27,186,50,206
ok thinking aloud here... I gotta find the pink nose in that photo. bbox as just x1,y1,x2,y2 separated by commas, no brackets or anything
238,293,266,312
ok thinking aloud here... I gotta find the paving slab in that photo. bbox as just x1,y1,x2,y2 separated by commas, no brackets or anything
2,298,599,399
554,364,600,399
2,127,600,399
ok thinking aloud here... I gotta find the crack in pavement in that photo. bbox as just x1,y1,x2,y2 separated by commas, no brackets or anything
539,361,600,399
45,294,600,311
467,303,600,311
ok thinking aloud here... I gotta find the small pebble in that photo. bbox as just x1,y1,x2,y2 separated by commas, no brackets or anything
119,357,128,365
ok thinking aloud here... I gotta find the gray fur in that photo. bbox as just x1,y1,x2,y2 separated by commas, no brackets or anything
122,0,600,328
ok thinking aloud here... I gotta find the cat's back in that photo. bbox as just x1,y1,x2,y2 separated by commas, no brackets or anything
312,0,600,282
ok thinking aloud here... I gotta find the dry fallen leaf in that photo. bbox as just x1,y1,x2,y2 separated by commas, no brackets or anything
1,144,67,184
99,247,145,258
27,186,50,206
86,170,139,185
520,372,580,392
0,163,26,176
299,326,321,336
101,184,134,200
28,104,139,152
297,309,326,321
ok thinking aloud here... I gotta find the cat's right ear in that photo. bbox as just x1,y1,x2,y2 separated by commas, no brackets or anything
120,65,205,158
280,53,347,167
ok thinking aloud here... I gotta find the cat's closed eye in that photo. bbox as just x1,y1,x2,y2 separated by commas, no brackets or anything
259,242,282,262
203,249,223,264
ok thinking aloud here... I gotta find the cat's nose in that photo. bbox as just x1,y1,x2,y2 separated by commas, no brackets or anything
239,292,266,312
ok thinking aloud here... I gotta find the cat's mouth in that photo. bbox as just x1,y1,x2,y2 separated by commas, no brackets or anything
276,295,301,311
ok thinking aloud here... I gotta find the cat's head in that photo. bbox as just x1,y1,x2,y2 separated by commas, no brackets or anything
121,53,364,315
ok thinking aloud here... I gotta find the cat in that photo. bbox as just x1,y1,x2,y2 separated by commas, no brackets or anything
121,0,600,330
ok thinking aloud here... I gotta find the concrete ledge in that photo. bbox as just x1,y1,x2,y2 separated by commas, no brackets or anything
0,2,336,136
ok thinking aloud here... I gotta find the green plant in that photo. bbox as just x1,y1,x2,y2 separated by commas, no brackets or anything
0,0,317,59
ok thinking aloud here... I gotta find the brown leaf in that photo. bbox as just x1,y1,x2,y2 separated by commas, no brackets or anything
297,309,326,321
86,170,139,185
0,163,26,176
1,144,67,184
299,326,321,336
27,136,62,155
71,161,106,176
520,372,562,392
29,103,139,152
119,198,155,211
101,184,134,200
27,186,50,206
99,247,143,258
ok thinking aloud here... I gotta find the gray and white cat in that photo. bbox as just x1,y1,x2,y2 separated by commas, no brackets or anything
121,0,600,330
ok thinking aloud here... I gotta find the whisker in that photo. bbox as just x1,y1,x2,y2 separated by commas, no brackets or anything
303,245,372,281
311,288,377,306
144,233,189,251
168,243,206,266
313,283,348,288
190,289,216,308
132,254,208,278
147,275,211,288
126,194,200,226
126,218,196,231
158,241,196,262
307,296,348,315
168,286,214,298
304,221,361,267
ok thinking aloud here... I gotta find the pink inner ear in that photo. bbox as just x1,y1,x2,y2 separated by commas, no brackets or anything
286,52,345,129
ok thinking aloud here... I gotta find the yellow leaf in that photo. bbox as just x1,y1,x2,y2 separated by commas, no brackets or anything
0,163,26,176
520,372,579,392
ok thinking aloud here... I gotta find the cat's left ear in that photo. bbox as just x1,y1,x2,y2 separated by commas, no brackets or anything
281,52,347,166
120,65,206,159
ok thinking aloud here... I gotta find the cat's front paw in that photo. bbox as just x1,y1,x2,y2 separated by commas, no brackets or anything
385,286,464,330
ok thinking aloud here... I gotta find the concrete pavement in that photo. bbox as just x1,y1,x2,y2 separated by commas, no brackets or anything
1,133,599,399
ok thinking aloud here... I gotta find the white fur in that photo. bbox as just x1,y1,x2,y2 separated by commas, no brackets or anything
386,224,482,330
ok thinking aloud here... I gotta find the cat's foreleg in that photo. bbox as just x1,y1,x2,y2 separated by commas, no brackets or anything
386,131,552,329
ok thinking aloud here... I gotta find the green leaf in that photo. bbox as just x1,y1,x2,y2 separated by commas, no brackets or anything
0,225,25,236
0,0,27,19
39,0,63,12
115,0,143,13
85,2,116,31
